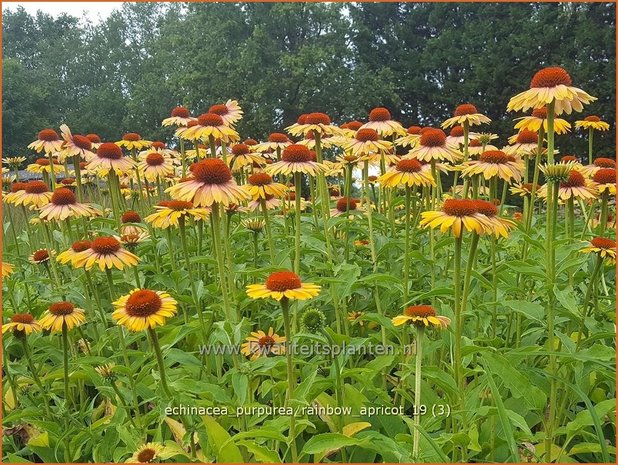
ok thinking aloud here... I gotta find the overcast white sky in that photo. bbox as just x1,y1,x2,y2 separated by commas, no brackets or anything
3,2,124,23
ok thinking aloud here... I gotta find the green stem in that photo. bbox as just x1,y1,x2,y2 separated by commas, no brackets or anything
544,179,559,463
403,186,412,305
281,298,298,462
413,326,424,460
21,337,52,416
73,155,83,202
179,217,209,342
598,191,609,235
294,172,302,275
575,256,603,350
62,323,71,408
588,127,594,165
453,235,465,426
261,201,276,265
452,120,469,197
109,380,139,429
211,204,236,323
148,327,172,398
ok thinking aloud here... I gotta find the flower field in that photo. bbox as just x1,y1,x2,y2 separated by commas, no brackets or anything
1,66,616,463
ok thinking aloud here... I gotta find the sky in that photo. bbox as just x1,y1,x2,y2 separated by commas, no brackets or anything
3,2,124,23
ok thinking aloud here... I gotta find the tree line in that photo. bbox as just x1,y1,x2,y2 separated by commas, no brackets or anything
2,2,615,159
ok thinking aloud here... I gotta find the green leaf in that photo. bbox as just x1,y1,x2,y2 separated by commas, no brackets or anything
4,454,33,463
232,372,248,406
482,352,546,410
201,416,243,463
484,365,521,462
238,441,281,463
301,433,360,456
503,300,545,322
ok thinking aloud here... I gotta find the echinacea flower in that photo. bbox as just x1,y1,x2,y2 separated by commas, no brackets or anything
28,128,64,153
26,157,62,174
245,172,287,199
446,125,479,146
460,150,523,182
592,168,616,195
177,113,239,143
73,236,139,271
39,188,100,221
29,248,52,265
246,271,321,301
145,200,210,229
127,443,166,463
87,142,136,175
243,194,279,212
95,363,117,381
162,106,195,127
229,143,265,171
2,313,42,336
330,197,361,217
2,262,15,278
580,157,616,177
342,128,393,157
116,133,153,151
504,129,541,156
466,138,498,156
297,130,338,150
267,144,325,177
514,107,571,134
138,152,175,181
395,125,423,148
242,218,265,232
580,237,616,264
208,99,243,126
378,158,436,188
286,112,342,137
39,301,86,332
360,107,406,137
392,305,451,329
166,159,249,206
118,232,150,251
575,115,610,132
419,199,487,237
441,103,491,129
57,240,92,266
3,182,27,205
59,124,95,161
3,156,27,169
241,327,286,360
85,133,102,149
253,133,292,154
510,183,541,197
539,169,597,201
473,199,515,238
507,66,596,114
14,181,53,209
407,128,462,163
112,288,177,331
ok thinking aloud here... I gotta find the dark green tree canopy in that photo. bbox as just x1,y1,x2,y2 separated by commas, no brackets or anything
2,2,615,159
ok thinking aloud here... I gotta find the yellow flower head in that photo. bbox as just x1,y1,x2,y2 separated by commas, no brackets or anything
2,313,42,336
507,66,596,115
241,327,286,360
113,288,178,332
441,103,491,129
392,305,451,329
575,115,610,131
246,271,321,301
581,237,616,264
39,301,86,332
